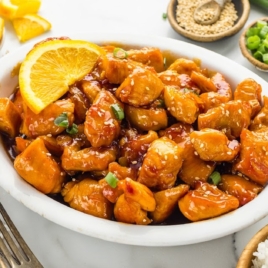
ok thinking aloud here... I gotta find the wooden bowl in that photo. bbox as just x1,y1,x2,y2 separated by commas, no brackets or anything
167,0,250,42
237,225,268,268
239,17,268,72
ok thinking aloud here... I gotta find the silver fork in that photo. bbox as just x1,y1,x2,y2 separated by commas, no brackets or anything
0,203,43,268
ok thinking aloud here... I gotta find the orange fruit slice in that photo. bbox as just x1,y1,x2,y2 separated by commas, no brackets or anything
12,14,51,42
19,39,105,114
0,0,41,20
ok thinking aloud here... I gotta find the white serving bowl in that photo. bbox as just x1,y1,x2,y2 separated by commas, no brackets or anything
0,33,268,247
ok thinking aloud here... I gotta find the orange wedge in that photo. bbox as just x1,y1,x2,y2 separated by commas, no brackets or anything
19,39,105,114
0,0,41,20
12,14,51,42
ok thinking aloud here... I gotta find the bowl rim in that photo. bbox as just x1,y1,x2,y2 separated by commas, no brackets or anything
239,17,268,72
167,0,250,42
1,32,268,247
237,224,268,268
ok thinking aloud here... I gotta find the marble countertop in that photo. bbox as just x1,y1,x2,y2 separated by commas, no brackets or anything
0,1,268,267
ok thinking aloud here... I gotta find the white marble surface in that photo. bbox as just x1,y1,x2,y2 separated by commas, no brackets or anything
0,0,268,267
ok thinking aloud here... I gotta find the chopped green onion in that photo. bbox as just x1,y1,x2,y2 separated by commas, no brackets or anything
162,13,167,20
111,103,124,120
246,35,261,50
257,20,267,29
156,99,165,108
246,27,260,37
209,171,221,185
104,172,118,188
54,112,69,127
257,44,267,53
260,26,268,38
182,88,199,95
113,48,128,59
66,123,78,135
245,20,268,65
253,50,263,60
263,53,268,64
54,112,78,135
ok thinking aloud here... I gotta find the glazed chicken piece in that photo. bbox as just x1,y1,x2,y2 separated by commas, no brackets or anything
100,52,139,84
167,58,200,76
159,123,215,187
108,162,137,181
14,137,66,194
127,47,164,72
190,129,240,162
159,122,194,143
0,98,21,138
68,86,90,123
12,89,24,115
137,136,183,190
61,145,117,172
61,178,113,219
20,99,75,138
163,86,202,124
120,178,156,211
198,100,252,139
218,174,263,206
250,96,268,131
211,72,233,99
40,125,90,156
114,194,151,225
39,135,63,157
125,105,168,131
114,178,156,225
233,128,268,186
115,66,164,107
234,78,262,117
99,178,124,204
190,71,217,93
199,73,233,112
84,90,123,147
150,184,189,224
15,137,31,153
179,141,216,186
178,182,239,222
200,92,231,112
119,130,158,166
158,70,200,93
79,80,101,104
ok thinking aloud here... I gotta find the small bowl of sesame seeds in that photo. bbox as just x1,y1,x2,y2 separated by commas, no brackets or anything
167,0,250,42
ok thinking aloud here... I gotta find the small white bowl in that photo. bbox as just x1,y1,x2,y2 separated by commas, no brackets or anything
0,33,268,246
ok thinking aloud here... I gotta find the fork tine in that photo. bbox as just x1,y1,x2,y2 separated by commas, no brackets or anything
0,218,22,267
0,203,43,267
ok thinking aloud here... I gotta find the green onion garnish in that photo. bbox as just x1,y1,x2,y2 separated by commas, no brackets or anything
162,13,167,20
111,103,124,120
104,172,118,188
245,20,268,65
54,112,78,135
54,112,69,127
246,35,261,50
209,171,221,185
113,48,128,59
263,53,268,64
156,99,165,108
66,123,78,135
